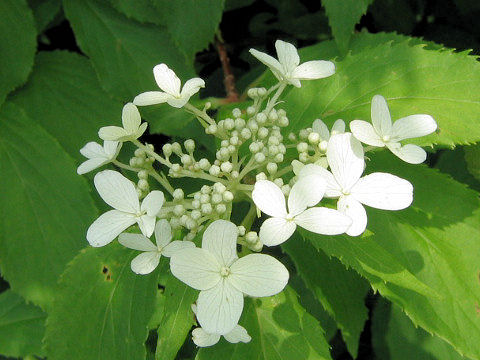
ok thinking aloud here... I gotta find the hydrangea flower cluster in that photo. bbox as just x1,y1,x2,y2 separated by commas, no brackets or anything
78,39,437,347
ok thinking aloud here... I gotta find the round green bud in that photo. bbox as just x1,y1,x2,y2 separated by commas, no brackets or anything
240,128,252,140
281,184,291,196
237,225,246,236
192,199,201,209
224,118,235,130
198,158,211,170
235,118,246,129
181,154,193,165
211,193,222,204
245,231,258,244
201,185,211,194
213,182,226,193
257,87,267,97
274,178,284,187
247,88,258,98
216,204,227,214
299,152,309,162
223,191,234,202
201,203,212,214
184,139,195,152
258,127,269,139
254,152,266,163
266,162,278,174
162,143,173,157
256,172,267,181
297,142,308,153
173,204,185,216
134,148,146,158
138,170,148,180
209,165,221,176
246,106,256,115
232,108,242,118
200,194,210,204
206,124,217,134
288,132,297,141
137,179,149,191
278,116,289,127
173,188,184,200
256,112,267,124
308,132,320,144
230,136,239,146
191,210,201,220
129,158,138,167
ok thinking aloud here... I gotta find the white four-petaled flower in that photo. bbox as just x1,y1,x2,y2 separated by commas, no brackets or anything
77,141,121,175
99,103,147,142
118,219,194,274
350,95,437,164
87,170,164,247
300,133,413,236
249,40,335,88
252,175,352,247
170,220,289,335
190,304,251,347
133,63,205,108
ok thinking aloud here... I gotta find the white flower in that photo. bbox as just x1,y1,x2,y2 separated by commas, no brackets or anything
99,103,147,142
350,95,437,164
118,219,194,274
252,175,352,247
77,141,121,175
312,118,345,141
133,64,205,108
190,304,251,347
299,133,413,236
87,170,164,247
170,220,289,335
249,40,335,88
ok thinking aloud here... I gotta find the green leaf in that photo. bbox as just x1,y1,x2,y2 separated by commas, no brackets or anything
0,102,97,309
45,244,158,360
0,290,46,358
465,144,480,182
28,0,62,32
372,299,465,360
435,147,480,192
0,0,36,107
284,41,480,147
306,152,480,359
63,0,194,100
322,0,373,53
152,0,225,60
196,286,332,360
10,51,122,160
155,276,197,360
283,236,370,358
108,0,163,25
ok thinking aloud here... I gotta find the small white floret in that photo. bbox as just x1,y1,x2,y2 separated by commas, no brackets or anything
99,103,148,142
77,141,121,175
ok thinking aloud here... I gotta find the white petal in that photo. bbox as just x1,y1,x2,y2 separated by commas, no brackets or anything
98,126,128,141
350,120,385,147
287,174,326,216
387,143,427,164
162,240,195,257
196,279,244,335
275,40,300,73
86,210,136,247
252,180,287,217
118,233,157,251
294,207,352,235
181,78,205,99
223,325,251,344
292,60,335,80
312,119,330,140
371,95,392,136
94,170,139,213
291,159,305,175
331,119,346,134
298,164,342,198
249,48,284,80
229,254,289,297
337,196,367,236
133,91,173,106
192,327,220,347
141,190,165,217
202,220,238,266
327,133,365,191
134,122,148,139
391,114,437,141
166,96,189,109
80,141,105,159
130,251,161,275
351,172,413,210
137,214,156,238
77,158,108,175
153,63,181,96
258,217,297,246
103,141,121,158
170,248,221,290
122,103,141,134
154,219,172,248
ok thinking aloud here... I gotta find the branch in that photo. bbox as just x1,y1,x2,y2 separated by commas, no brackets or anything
215,36,239,103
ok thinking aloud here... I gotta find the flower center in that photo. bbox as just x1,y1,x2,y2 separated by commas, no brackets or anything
382,135,391,142
285,213,294,221
220,266,231,277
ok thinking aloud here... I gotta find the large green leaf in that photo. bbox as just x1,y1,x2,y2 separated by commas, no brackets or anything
45,244,158,360
0,0,36,107
465,144,480,182
322,0,373,53
152,0,225,60
305,152,480,359
372,300,465,360
155,276,197,360
283,236,370,358
283,41,480,147
196,286,332,360
108,0,163,25
28,0,62,32
0,290,46,358
435,147,480,192
10,51,122,160
0,102,97,309
63,0,194,101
